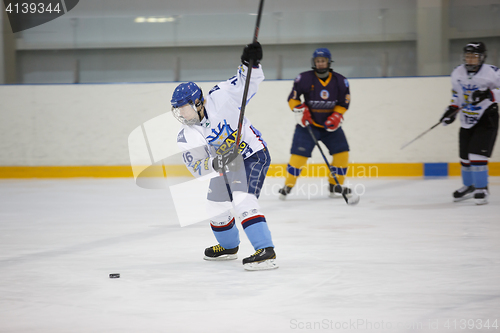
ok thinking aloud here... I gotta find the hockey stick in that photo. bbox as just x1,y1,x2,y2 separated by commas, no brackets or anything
234,0,265,150
400,108,461,150
400,122,441,150
222,0,264,202
304,123,360,205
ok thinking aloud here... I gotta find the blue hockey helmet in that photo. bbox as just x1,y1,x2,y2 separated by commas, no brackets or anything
313,48,331,62
171,82,204,108
311,48,333,74
171,82,205,125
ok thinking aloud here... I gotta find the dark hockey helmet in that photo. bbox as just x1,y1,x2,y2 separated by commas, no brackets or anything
463,42,487,72
311,48,333,74
171,82,204,125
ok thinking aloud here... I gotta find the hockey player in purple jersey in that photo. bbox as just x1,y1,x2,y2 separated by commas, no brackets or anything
279,48,352,200
170,42,278,270
440,42,499,205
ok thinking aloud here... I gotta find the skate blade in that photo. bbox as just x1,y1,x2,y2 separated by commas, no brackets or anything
475,198,488,205
453,193,474,202
243,259,279,271
279,194,287,201
203,254,238,261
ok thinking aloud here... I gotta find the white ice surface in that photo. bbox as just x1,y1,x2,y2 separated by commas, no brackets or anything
0,177,499,333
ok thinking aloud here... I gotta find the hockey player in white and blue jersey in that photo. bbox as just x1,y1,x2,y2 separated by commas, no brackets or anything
440,42,500,205
170,42,277,271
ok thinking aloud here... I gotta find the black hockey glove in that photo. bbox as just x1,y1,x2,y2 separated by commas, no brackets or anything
440,105,459,125
241,41,262,67
212,148,241,172
471,88,493,105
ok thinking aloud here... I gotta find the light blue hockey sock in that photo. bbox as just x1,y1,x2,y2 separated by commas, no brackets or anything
211,219,240,249
461,165,473,186
471,164,488,188
241,216,274,250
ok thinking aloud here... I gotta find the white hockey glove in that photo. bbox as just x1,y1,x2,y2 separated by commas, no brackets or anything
293,103,313,127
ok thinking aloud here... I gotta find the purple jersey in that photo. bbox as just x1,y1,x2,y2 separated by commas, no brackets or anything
288,70,351,127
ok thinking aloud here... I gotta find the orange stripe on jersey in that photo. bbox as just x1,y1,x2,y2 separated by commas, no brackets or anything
289,98,301,111
311,108,334,113
308,119,325,128
315,72,332,87
333,105,347,115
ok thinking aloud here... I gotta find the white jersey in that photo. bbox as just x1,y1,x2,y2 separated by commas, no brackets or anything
176,64,267,178
450,63,500,129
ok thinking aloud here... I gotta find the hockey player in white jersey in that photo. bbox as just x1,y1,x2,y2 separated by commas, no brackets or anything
440,42,499,205
170,42,277,270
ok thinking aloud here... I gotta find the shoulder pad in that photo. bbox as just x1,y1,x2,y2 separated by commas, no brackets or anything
177,128,187,143
450,65,463,77
333,71,347,79
209,85,221,95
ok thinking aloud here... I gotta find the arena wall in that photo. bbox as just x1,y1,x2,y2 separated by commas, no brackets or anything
1,76,498,177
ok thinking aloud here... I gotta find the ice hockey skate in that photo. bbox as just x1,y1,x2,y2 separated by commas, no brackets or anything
329,183,352,198
473,187,489,205
203,244,238,261
453,185,475,202
242,247,278,271
278,186,292,200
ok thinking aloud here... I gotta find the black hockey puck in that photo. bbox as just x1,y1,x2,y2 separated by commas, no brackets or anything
109,273,120,278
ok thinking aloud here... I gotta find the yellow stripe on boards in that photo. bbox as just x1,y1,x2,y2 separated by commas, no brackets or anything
490,163,500,176
0,165,191,178
448,163,461,177
1,163,499,178
0,166,134,178
448,162,500,177
268,163,423,178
